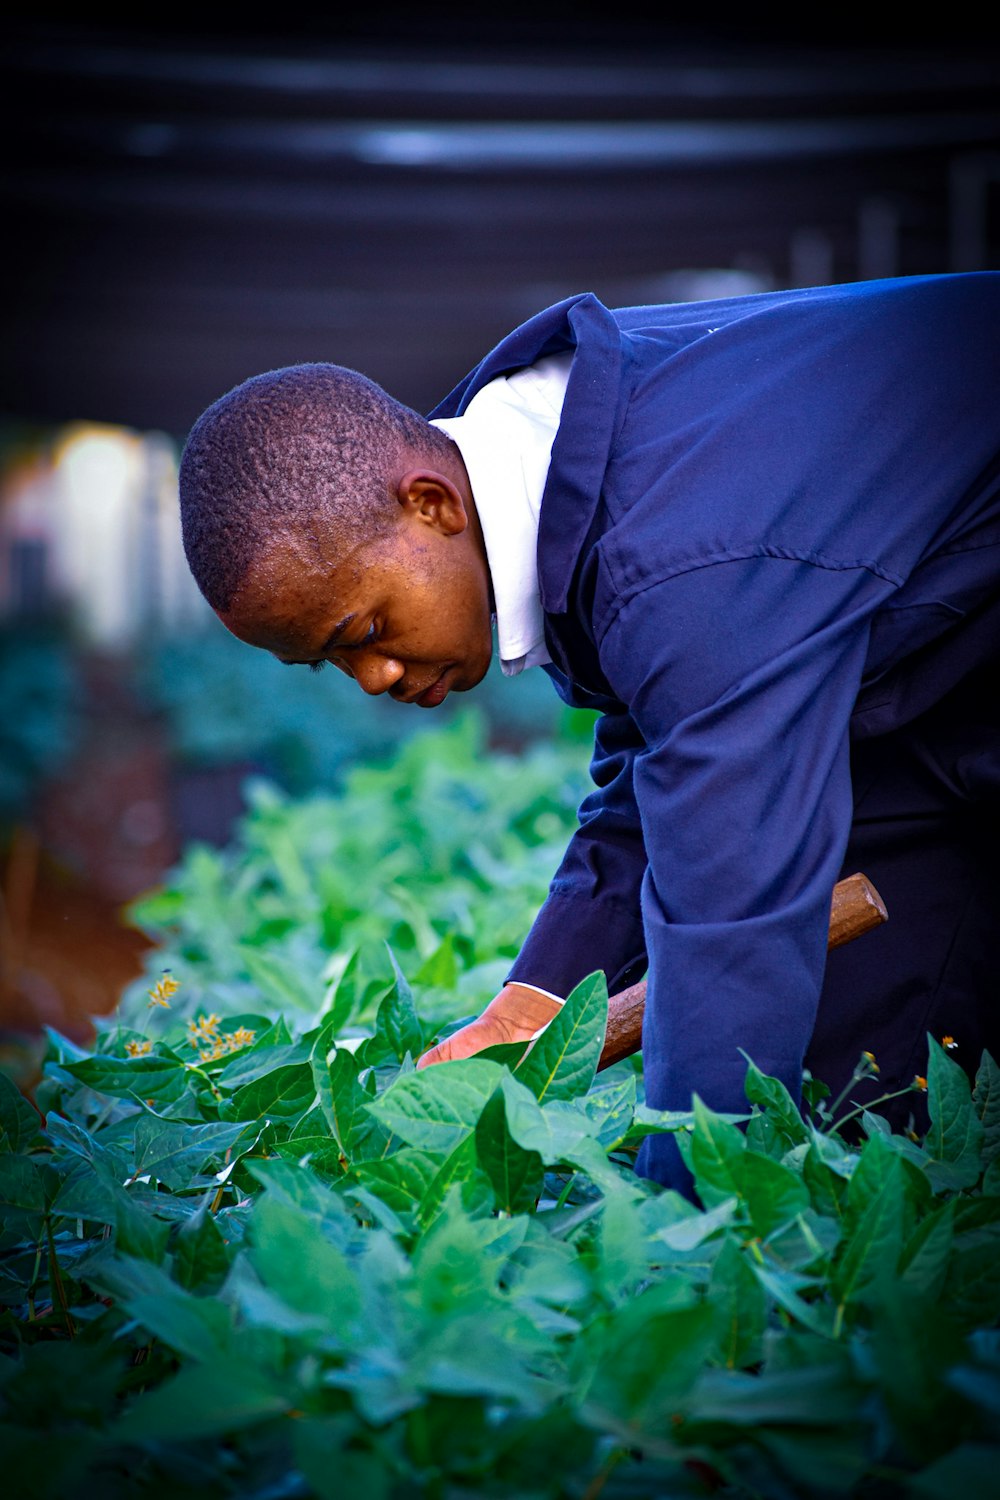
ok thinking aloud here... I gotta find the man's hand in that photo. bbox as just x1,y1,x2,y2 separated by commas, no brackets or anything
416,983,562,1069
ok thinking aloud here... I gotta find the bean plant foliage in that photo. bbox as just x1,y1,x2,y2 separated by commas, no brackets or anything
1,719,999,1498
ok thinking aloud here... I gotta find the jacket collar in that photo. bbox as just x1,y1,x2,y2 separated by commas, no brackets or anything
429,292,624,615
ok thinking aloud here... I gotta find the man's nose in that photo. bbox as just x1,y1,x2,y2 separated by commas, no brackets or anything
354,654,405,696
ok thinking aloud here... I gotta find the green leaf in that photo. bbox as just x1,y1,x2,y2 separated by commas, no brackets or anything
832,1152,905,1313
353,1148,440,1215
239,944,318,1013
313,1047,390,1164
418,1134,494,1227
899,1201,954,1300
214,1040,311,1090
514,971,607,1103
909,1444,1000,1499
113,1188,171,1262
250,1193,361,1332
117,1356,290,1441
228,1063,315,1122
740,1054,808,1146
365,1058,503,1157
973,1050,1000,1166
925,1035,984,1185
413,936,458,990
689,1096,746,1208
751,1263,836,1338
132,1117,249,1190
293,1419,390,1500
0,1156,47,1213
370,951,423,1063
577,1290,718,1438
709,1238,767,1368
62,1053,188,1104
0,1073,42,1154
174,1198,232,1291
475,1088,543,1215
740,1151,810,1239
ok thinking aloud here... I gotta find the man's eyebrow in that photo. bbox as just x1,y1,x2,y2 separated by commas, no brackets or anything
322,614,355,650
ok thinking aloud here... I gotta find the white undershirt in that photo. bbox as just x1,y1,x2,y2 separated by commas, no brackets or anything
430,350,572,677
431,351,574,1011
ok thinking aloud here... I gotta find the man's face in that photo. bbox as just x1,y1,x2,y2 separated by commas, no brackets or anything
217,476,494,708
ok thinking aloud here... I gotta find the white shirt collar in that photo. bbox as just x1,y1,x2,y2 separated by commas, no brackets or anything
431,351,572,676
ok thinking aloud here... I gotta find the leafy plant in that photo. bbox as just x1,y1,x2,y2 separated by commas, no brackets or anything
1,966,999,1498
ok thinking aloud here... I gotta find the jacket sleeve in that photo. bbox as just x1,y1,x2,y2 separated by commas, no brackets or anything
506,700,650,998
594,554,892,1183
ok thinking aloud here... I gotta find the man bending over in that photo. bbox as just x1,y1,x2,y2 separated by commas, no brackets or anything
179,273,1000,1192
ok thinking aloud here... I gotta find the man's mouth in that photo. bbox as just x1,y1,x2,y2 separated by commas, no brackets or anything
415,671,450,708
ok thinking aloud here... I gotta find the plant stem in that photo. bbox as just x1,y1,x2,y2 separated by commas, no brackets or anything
45,1216,75,1339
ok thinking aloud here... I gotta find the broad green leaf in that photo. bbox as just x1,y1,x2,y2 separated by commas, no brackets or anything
174,1198,232,1291
0,1156,47,1213
740,1054,808,1146
250,1194,361,1332
909,1444,1000,1499
413,936,458,990
293,1419,390,1500
116,1357,290,1441
418,1134,494,1227
945,1239,1000,1332
475,1088,543,1215
353,1148,440,1216
115,1191,171,1263
577,1289,717,1437
689,1097,746,1208
62,1053,188,1104
49,1159,120,1226
900,1201,955,1299
0,1073,42,1154
214,1040,311,1090
751,1263,836,1339
832,1152,905,1313
112,1258,231,1361
514,971,607,1103
365,1058,502,1157
710,1238,767,1368
373,948,423,1063
497,1074,623,1190
239,945,318,1012
691,1355,863,1425
132,1117,249,1190
228,1063,315,1122
925,1035,984,1185
740,1151,810,1239
973,1050,1000,1166
802,1142,846,1219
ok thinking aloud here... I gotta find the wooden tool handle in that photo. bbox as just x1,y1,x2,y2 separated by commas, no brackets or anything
597,871,887,1072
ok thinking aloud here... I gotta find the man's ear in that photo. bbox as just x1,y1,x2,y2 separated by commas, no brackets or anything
397,470,469,536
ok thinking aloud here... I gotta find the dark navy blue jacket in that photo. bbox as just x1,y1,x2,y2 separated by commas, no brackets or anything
430,275,1000,1175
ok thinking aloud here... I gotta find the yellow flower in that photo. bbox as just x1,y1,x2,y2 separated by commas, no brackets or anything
942,1035,958,1050
125,1039,152,1057
861,1050,880,1074
228,1027,256,1051
188,1013,222,1046
914,1075,928,1092
148,972,180,1008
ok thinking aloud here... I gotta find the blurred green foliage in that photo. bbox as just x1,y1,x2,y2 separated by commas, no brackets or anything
0,626,82,822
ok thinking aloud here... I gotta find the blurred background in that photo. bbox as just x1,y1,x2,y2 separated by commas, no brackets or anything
2,10,999,1065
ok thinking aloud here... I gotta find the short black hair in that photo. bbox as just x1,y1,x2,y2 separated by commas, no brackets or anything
179,362,454,611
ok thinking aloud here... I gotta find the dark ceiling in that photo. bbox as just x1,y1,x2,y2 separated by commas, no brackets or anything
5,16,1000,438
